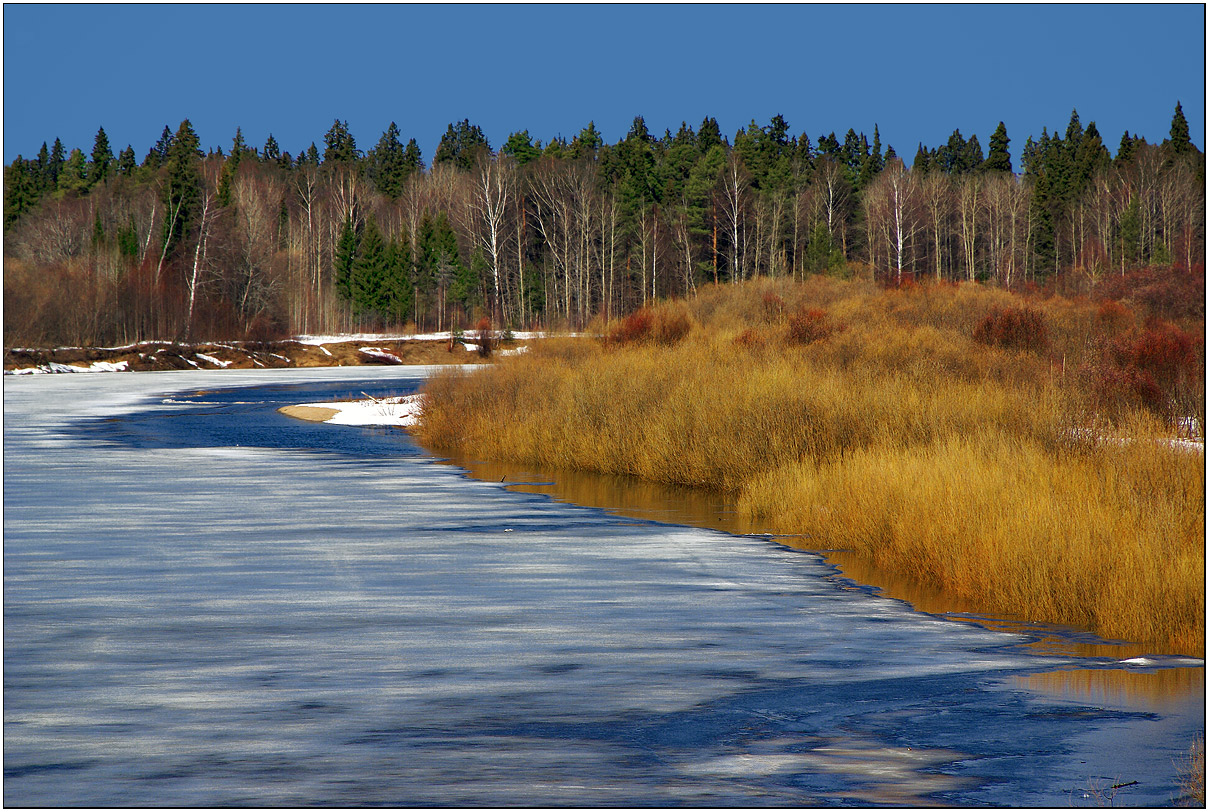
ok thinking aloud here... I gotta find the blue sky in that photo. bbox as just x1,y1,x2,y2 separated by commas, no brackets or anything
3,4,1205,166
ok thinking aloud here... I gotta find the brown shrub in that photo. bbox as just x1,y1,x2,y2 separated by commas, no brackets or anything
475,316,494,358
973,307,1050,353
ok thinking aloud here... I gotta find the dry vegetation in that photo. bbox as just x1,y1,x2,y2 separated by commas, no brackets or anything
414,273,1205,653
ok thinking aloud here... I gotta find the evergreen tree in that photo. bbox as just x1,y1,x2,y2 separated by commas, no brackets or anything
502,130,541,166
1169,101,1192,154
35,142,52,193
369,122,409,198
334,216,360,301
1116,130,1136,164
117,145,137,175
433,119,491,170
570,121,603,160
402,138,423,174
698,116,723,152
263,133,281,163
351,217,389,314
984,121,1012,173
161,119,203,257
48,137,65,188
323,119,359,163
912,143,932,173
89,126,114,187
383,232,414,324
58,148,89,195
4,158,41,230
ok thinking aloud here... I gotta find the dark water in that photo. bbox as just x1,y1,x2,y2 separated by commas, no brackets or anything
5,368,1204,807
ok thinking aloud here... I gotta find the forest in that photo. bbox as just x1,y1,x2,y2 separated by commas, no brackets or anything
3,105,1204,347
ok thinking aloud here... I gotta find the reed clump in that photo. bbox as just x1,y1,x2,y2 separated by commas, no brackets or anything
415,275,1205,652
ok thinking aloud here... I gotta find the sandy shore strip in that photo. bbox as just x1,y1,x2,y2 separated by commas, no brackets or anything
278,393,424,427
278,405,341,422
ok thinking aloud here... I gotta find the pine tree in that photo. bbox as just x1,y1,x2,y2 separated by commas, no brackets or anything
984,121,1012,173
1116,131,1136,164
89,126,114,187
502,130,541,166
570,121,604,161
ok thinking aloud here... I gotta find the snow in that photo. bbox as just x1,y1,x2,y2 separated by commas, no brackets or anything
294,393,425,427
194,353,232,368
358,346,403,364
5,360,130,375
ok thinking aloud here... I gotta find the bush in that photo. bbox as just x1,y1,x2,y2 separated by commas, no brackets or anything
786,307,835,345
474,317,494,358
605,304,693,347
973,307,1049,353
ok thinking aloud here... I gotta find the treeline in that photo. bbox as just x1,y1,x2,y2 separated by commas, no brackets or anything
3,105,1204,346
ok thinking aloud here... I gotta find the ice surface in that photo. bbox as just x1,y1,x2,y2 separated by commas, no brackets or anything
3,367,1203,807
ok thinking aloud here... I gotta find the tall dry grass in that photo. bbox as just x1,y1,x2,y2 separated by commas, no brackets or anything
415,276,1205,652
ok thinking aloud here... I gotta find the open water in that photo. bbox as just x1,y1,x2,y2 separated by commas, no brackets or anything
4,366,1203,806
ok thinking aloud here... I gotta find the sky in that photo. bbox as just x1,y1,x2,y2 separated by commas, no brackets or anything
3,3,1205,167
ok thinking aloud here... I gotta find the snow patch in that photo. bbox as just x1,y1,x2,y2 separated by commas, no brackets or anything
359,346,403,364
5,360,130,375
194,353,232,368
292,393,425,427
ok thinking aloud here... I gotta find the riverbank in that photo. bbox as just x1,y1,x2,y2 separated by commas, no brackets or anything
412,277,1205,655
2,331,541,374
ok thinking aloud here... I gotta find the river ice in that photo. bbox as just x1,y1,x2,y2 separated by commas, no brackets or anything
3,367,1203,806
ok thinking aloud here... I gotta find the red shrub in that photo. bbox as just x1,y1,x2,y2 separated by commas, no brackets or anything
607,309,654,345
606,306,692,347
787,307,835,345
973,307,1049,353
761,292,785,321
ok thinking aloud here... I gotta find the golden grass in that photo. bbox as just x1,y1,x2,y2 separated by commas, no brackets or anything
415,276,1205,653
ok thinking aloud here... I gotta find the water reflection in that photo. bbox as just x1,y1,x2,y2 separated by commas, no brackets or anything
438,452,1204,706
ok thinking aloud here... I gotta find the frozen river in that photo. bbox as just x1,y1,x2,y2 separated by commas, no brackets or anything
4,367,1203,806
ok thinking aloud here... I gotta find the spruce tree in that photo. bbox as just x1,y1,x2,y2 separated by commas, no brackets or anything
351,218,388,315
117,145,137,175
402,138,423,174
4,158,41,230
263,134,281,163
1168,101,1191,154
334,217,360,301
384,232,414,325
370,122,408,198
161,119,203,257
58,148,89,195
984,121,1012,173
323,119,358,163
35,142,52,193
89,126,114,187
